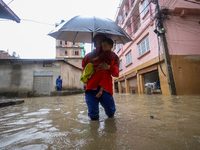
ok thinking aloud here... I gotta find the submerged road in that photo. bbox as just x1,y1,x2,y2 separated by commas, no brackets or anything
0,93,200,149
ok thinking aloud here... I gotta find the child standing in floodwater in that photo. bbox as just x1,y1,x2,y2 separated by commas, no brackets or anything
91,38,119,98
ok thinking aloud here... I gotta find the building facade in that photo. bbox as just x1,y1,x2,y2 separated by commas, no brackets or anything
0,59,83,96
113,0,200,95
56,40,85,69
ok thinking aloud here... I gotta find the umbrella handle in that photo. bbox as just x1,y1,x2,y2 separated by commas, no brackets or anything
91,32,93,52
91,32,93,61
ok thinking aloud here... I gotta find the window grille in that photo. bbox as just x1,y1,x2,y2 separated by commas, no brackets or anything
117,44,121,52
138,36,150,57
142,0,149,15
119,60,122,70
126,51,132,66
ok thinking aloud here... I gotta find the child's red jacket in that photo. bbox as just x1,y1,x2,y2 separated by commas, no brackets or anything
82,48,119,95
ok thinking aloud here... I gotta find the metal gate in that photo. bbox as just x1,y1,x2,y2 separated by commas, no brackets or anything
33,72,53,95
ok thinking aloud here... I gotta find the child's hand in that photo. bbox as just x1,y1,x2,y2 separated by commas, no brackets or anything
98,63,110,70
95,91,102,98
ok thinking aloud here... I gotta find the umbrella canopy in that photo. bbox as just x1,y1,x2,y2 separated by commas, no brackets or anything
48,15,132,44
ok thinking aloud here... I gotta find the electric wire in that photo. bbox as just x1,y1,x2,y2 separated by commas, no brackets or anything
184,0,200,5
21,19,55,26
6,0,14,5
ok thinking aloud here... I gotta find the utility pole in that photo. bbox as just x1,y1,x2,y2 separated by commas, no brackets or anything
155,0,177,95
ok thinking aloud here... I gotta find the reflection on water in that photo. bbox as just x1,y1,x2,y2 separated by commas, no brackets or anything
0,94,200,149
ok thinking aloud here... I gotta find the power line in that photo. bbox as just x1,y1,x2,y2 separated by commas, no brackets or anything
184,0,200,5
166,41,200,47
7,0,14,5
173,21,200,36
0,18,55,26
21,19,54,26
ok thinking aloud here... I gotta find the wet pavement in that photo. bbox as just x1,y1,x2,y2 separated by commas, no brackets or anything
0,93,200,150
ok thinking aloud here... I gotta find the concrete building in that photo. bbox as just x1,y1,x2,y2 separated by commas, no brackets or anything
0,59,83,97
0,50,19,59
56,40,85,69
113,0,200,95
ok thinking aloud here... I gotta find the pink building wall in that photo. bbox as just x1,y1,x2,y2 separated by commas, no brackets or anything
160,0,200,9
165,15,200,55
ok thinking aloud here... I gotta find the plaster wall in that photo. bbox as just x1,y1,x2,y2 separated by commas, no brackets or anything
60,61,83,90
164,15,200,55
160,0,200,9
65,58,82,69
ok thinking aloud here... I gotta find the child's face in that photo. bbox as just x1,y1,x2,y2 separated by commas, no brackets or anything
102,41,112,51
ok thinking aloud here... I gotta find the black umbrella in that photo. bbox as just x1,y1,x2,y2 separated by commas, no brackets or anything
48,15,132,44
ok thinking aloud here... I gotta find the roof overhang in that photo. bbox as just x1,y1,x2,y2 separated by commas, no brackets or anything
0,0,20,23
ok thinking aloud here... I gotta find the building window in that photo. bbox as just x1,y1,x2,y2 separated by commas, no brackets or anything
75,50,79,55
126,51,132,66
119,60,122,70
142,0,149,15
60,50,67,56
138,36,150,57
43,62,52,67
117,44,121,52
72,50,79,55
75,43,79,47
60,41,67,45
60,50,64,55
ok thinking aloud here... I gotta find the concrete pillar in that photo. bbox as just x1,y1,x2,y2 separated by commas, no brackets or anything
125,79,130,93
137,74,145,94
118,81,121,93
137,73,141,93
140,74,145,93
139,74,145,94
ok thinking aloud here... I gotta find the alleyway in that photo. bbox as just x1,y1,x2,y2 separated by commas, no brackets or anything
0,94,200,149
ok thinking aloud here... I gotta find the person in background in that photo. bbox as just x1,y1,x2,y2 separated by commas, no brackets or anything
56,75,62,91
82,34,119,120
156,79,160,89
145,82,156,89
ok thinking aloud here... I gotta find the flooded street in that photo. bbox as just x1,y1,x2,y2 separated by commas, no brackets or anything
0,94,200,150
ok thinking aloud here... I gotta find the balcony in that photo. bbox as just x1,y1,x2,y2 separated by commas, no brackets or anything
116,0,140,38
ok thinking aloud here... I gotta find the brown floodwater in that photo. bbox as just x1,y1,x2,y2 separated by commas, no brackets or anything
0,93,200,150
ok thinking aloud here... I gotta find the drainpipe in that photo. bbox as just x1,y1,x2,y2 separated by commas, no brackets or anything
131,17,134,38
148,0,153,24
129,0,132,11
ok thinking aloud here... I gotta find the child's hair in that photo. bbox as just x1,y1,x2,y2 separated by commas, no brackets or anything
102,38,113,48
